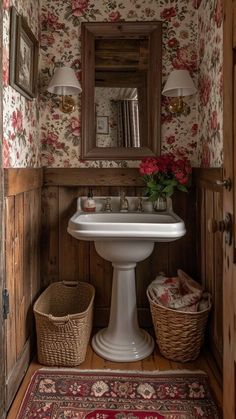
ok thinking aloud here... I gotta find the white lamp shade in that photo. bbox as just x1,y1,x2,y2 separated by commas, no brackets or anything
162,69,197,97
48,66,82,95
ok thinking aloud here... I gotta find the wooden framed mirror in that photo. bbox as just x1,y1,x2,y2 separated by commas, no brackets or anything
81,21,162,160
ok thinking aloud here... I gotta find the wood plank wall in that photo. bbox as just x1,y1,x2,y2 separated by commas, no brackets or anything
42,168,196,327
4,168,42,410
3,166,223,409
194,168,223,371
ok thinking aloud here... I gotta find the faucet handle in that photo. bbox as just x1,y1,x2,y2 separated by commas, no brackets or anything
120,192,129,212
104,197,112,212
137,197,143,212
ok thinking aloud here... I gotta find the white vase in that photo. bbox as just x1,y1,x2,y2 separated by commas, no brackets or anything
154,195,167,212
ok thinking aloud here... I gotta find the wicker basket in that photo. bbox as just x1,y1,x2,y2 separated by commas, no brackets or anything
34,281,95,367
147,287,211,362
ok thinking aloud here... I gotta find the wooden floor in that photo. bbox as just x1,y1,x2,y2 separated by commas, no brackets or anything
7,343,222,418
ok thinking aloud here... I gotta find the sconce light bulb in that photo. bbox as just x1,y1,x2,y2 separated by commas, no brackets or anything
59,96,75,113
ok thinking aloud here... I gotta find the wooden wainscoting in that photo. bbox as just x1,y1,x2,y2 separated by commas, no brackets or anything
42,168,196,328
194,168,223,372
4,168,42,410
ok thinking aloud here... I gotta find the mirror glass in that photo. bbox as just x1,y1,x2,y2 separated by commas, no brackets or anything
81,22,162,160
95,87,141,148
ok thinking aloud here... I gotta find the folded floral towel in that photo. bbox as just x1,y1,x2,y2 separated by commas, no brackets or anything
148,270,210,312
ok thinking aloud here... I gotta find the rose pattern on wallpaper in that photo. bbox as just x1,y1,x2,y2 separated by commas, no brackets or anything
40,0,200,168
197,0,223,167
2,0,223,168
3,0,41,167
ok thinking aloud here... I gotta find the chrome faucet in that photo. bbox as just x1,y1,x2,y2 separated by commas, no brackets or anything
104,197,112,212
137,197,143,212
120,191,129,212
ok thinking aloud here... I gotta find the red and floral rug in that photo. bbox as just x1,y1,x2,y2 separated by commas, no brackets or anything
17,369,221,418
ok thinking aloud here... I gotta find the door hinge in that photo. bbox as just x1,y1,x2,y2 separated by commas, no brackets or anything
3,289,9,319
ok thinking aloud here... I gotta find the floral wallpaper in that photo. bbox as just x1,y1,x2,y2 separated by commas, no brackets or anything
2,0,41,168
197,0,223,167
2,0,223,168
39,0,199,168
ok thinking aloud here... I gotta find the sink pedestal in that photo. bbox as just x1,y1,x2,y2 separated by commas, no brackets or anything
92,241,155,362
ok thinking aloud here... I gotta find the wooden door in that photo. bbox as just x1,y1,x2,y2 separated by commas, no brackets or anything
223,1,236,417
4,177,42,412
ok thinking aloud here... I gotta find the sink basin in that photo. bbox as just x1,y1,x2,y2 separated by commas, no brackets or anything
68,206,186,242
67,197,186,362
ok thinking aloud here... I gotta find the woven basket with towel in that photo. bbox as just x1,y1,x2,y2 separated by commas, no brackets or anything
147,270,211,362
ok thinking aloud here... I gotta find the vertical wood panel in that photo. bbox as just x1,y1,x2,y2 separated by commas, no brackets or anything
195,169,223,372
15,194,25,357
5,196,16,377
41,187,59,285
5,182,42,410
213,191,223,366
59,186,92,283
23,191,33,339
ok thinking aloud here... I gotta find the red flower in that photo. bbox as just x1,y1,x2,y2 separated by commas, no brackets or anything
72,0,89,16
160,7,176,22
139,157,159,176
139,154,191,200
167,38,179,49
3,0,9,10
108,11,121,22
210,111,218,131
11,110,23,132
166,135,176,145
40,33,55,47
172,45,197,72
52,113,60,120
71,117,80,136
191,124,198,137
41,12,65,30
214,0,223,28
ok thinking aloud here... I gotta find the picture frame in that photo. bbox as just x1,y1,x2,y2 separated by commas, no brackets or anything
96,116,109,135
9,7,39,100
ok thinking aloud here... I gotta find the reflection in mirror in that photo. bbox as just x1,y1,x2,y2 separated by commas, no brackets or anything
95,87,141,148
81,22,162,160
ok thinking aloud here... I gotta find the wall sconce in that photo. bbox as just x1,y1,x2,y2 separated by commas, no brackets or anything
47,66,82,113
162,69,197,115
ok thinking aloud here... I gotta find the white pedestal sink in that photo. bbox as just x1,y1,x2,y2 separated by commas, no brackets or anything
68,197,186,362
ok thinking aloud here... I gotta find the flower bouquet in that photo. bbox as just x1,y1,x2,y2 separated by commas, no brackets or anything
139,154,192,209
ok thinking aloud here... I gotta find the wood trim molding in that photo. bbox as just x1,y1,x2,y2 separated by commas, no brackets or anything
193,168,223,190
4,168,43,196
43,168,143,187
43,167,223,188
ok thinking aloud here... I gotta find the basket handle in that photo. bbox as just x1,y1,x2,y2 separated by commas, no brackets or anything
62,281,79,287
48,314,70,325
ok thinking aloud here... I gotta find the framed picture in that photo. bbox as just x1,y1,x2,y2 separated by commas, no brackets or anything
96,116,109,134
10,7,38,100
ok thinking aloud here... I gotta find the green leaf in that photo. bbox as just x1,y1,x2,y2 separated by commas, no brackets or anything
177,184,188,192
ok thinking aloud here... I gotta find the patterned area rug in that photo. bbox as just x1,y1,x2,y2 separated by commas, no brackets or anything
17,369,221,419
